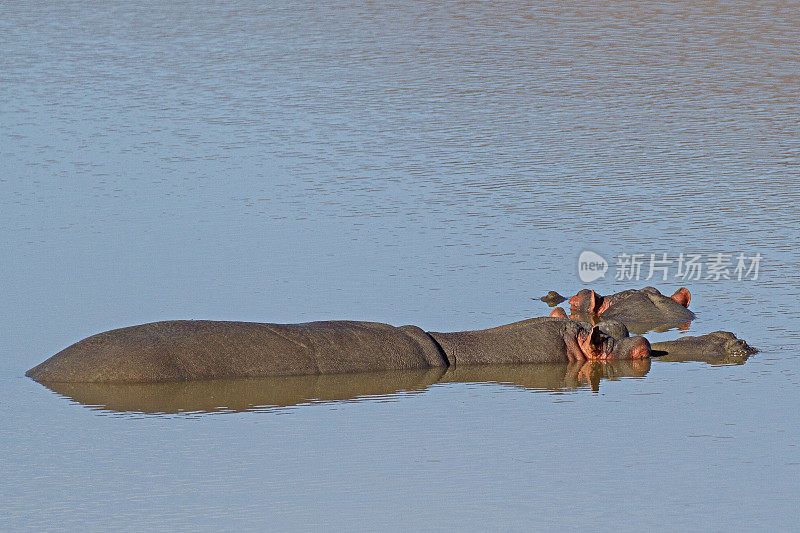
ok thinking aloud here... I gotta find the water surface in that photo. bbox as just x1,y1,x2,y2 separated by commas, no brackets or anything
2,1,799,530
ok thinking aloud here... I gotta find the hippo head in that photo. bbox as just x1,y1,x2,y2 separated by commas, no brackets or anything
566,287,694,334
568,286,691,315
566,319,651,362
649,331,757,365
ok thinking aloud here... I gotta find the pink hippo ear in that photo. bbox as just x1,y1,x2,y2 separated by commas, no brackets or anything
587,290,606,314
670,287,691,308
578,325,605,360
569,289,603,314
549,307,568,318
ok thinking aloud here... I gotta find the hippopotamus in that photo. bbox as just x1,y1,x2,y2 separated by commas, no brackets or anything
545,286,695,334
33,329,757,414
25,317,652,383
650,331,756,364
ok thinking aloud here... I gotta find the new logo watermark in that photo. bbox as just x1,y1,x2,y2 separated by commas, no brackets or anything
577,251,762,282
578,251,609,283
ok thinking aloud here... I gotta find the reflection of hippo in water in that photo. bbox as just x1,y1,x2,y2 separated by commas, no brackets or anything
544,287,695,334
37,360,655,414
26,317,651,383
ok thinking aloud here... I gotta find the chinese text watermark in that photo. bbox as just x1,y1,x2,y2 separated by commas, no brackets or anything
578,251,762,283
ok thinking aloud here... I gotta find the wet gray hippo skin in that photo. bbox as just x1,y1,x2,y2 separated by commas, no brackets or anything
561,286,695,333
650,331,757,364
26,317,651,383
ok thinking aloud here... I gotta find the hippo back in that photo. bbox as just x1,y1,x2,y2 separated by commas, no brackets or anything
26,320,448,383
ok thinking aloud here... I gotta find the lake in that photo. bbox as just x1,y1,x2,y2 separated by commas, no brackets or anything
2,0,799,530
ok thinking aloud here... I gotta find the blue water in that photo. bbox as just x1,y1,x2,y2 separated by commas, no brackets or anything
2,1,799,530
